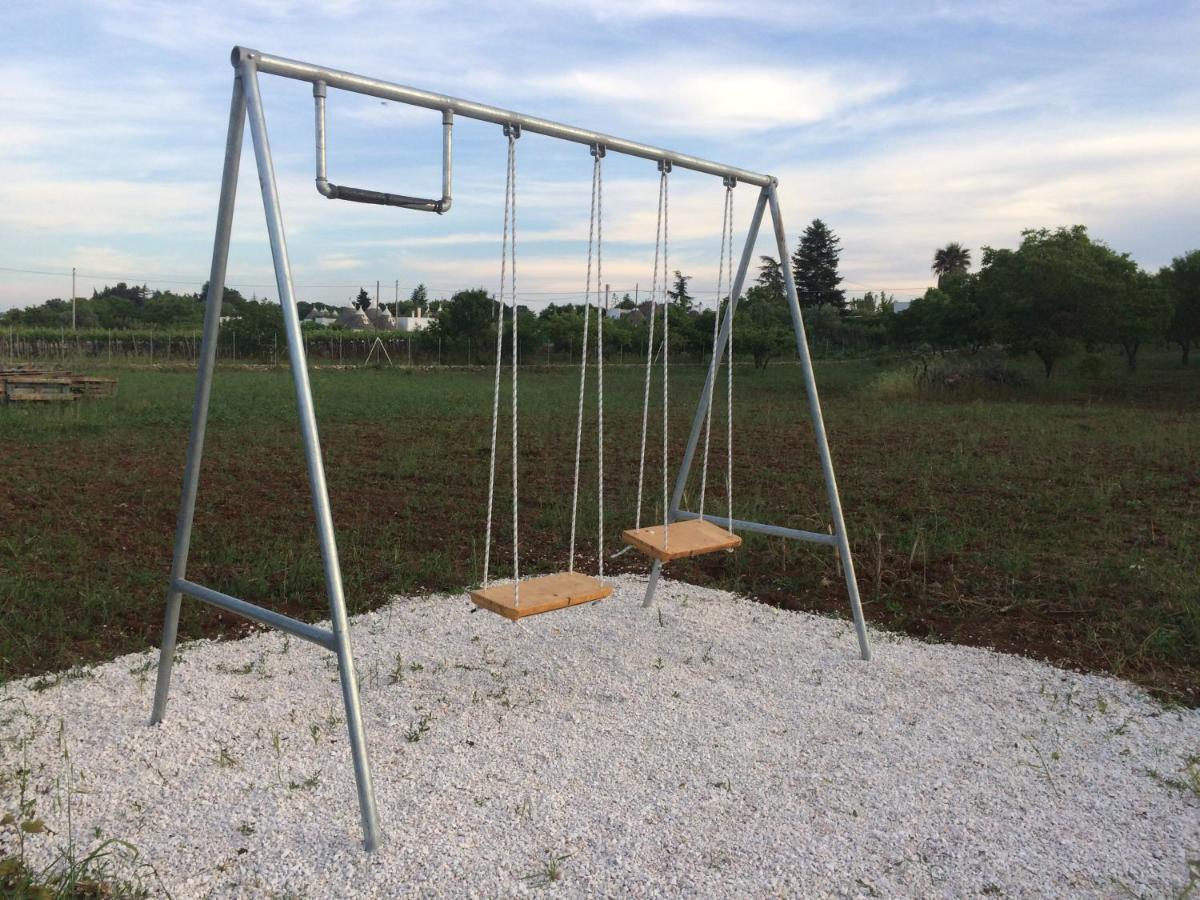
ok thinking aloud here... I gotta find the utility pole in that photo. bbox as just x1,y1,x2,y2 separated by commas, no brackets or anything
376,279,380,312
394,279,399,317
71,267,76,331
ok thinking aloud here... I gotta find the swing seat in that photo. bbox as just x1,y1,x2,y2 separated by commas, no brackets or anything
622,518,741,562
469,572,613,621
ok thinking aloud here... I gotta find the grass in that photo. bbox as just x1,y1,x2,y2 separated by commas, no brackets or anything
0,349,1197,703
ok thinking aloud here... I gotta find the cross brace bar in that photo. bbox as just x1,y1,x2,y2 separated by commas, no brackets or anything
671,510,838,546
174,579,337,651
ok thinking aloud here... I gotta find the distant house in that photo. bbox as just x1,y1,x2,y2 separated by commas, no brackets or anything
304,309,337,327
337,307,371,330
394,308,432,333
364,306,396,330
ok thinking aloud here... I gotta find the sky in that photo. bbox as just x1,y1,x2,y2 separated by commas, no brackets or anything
1,0,1198,312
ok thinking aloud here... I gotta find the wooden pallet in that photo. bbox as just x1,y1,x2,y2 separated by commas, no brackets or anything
470,572,613,621
3,376,78,403
621,518,742,562
0,371,117,403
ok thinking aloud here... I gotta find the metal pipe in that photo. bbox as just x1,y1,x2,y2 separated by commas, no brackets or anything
174,580,336,650
313,81,333,198
241,58,384,851
151,73,246,725
641,187,768,610
237,46,774,188
440,109,453,212
768,184,871,661
313,77,452,212
672,511,838,545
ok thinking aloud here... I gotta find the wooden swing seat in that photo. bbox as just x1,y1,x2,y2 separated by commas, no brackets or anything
469,572,613,621
621,517,741,562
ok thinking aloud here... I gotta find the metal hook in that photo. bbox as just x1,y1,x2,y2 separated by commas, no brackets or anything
503,122,522,139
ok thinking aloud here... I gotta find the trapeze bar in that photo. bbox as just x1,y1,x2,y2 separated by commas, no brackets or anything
173,579,338,651
671,510,839,546
234,47,775,188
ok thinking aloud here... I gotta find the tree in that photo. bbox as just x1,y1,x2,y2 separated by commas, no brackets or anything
406,283,428,316
792,219,845,310
1162,249,1200,366
932,243,972,287
754,256,785,305
354,288,372,311
976,226,1106,378
737,257,793,368
667,270,693,312
1091,267,1171,371
435,288,496,357
616,293,636,311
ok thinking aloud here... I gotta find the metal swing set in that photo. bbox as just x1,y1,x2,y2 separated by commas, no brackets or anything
151,47,872,853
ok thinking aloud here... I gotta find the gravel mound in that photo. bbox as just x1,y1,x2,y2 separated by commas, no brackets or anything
1,576,1197,897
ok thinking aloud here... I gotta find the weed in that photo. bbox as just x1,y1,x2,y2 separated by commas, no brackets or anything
522,850,571,887
288,773,321,791
216,744,238,768
238,822,256,836
405,712,433,743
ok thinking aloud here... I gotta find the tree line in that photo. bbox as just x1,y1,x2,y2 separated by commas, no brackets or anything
3,220,1197,373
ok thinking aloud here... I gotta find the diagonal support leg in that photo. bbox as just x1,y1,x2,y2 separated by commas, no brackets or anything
152,73,246,724
240,54,383,851
768,185,871,661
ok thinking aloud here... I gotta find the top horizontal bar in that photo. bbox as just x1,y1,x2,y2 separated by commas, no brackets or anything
233,47,776,188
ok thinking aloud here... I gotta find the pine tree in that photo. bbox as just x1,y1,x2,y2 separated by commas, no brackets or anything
354,287,372,311
667,270,693,311
792,219,845,310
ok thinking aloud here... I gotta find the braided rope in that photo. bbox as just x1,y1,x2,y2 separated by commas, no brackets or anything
661,169,670,550
482,133,515,588
595,154,605,578
569,155,599,573
699,185,733,517
509,134,520,608
634,172,667,531
725,188,735,533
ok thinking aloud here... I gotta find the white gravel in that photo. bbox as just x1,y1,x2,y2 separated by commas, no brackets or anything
1,576,1197,897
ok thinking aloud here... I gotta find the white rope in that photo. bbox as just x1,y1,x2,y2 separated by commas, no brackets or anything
595,154,605,578
661,167,670,551
482,132,515,588
634,172,667,531
509,133,520,608
699,185,733,518
569,155,599,573
725,187,734,533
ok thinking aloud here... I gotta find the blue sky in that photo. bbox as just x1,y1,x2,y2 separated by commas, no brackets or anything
1,0,1197,312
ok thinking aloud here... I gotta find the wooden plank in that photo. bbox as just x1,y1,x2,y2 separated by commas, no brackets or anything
470,572,613,621
621,518,741,562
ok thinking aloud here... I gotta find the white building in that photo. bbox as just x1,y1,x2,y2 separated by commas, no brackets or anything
394,308,432,333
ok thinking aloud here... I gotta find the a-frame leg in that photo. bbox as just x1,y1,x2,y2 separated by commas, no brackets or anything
643,182,871,662
239,55,383,850
151,73,246,723
151,57,384,853
768,185,870,660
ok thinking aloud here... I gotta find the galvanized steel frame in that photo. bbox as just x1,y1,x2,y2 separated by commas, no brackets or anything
150,46,870,856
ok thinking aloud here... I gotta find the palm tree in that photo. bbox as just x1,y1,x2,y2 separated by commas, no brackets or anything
932,243,972,287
